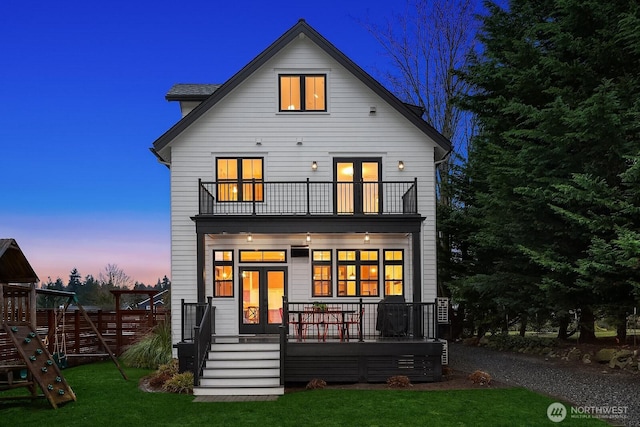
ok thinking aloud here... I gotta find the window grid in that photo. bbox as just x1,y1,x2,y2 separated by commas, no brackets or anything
213,250,234,298
279,74,326,112
337,250,379,297
312,250,332,297
383,250,404,296
216,157,263,202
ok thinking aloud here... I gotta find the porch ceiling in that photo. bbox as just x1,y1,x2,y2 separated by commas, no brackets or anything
192,215,425,234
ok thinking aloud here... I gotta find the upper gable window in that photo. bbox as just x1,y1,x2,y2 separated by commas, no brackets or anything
279,74,326,112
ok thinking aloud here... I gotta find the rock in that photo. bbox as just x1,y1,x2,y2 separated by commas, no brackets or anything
566,347,582,361
609,350,634,369
594,348,617,363
478,336,490,346
582,354,591,364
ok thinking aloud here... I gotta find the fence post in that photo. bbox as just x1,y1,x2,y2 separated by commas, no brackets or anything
74,310,80,354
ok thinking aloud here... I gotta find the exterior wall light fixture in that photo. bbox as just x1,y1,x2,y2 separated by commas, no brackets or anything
311,161,318,171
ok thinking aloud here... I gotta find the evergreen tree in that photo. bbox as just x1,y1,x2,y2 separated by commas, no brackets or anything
68,268,81,293
458,0,640,340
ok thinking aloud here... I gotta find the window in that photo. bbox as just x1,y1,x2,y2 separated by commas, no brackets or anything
384,250,404,296
239,250,287,263
216,158,263,202
337,250,379,297
213,251,234,297
279,74,326,111
312,250,332,297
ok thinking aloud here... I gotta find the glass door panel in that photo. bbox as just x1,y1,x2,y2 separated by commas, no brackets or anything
267,270,284,324
241,270,260,325
362,162,379,214
336,162,354,214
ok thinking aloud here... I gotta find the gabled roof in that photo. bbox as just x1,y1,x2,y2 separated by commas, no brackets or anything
0,238,39,283
151,19,451,161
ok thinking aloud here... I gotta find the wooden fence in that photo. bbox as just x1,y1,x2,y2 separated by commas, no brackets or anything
1,308,168,366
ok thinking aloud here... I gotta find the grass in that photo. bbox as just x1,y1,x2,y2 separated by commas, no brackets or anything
0,362,606,426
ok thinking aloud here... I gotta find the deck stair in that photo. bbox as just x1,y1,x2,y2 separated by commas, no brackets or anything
194,338,284,397
4,322,76,408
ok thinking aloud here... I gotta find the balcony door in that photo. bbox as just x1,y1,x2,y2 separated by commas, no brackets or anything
239,267,286,334
334,158,381,214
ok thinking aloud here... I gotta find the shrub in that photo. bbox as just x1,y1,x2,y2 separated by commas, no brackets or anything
162,372,194,394
148,359,179,389
121,320,172,369
306,378,327,390
483,334,558,353
386,375,412,388
468,370,492,385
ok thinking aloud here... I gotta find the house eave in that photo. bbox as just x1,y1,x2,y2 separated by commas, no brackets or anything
191,215,425,235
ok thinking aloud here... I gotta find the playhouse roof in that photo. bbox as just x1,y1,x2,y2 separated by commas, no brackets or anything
0,239,39,283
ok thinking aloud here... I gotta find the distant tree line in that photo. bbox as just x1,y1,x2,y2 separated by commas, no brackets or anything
38,264,170,310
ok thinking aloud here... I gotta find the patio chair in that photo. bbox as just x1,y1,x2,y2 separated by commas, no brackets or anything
342,307,364,341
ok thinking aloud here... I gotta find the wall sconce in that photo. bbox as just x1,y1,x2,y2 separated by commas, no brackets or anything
311,161,318,171
296,137,303,145
369,106,376,115
364,232,370,244
398,160,405,171
306,232,311,243
255,138,262,146
247,233,253,243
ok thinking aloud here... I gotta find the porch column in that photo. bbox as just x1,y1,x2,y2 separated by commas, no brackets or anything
196,231,206,303
411,229,423,338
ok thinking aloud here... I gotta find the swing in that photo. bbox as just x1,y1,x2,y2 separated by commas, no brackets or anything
53,307,68,369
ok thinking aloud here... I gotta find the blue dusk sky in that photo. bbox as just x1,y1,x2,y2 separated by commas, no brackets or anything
1,1,465,286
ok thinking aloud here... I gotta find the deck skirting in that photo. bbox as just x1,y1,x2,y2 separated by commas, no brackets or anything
284,340,442,383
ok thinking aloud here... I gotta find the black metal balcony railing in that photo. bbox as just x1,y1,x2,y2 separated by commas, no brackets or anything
199,179,418,216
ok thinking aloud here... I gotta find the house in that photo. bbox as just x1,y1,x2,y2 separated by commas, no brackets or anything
151,19,451,396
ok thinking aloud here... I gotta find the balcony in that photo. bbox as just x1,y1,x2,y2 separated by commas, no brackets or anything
198,179,418,216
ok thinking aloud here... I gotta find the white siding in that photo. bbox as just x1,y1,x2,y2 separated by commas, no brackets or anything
167,35,439,342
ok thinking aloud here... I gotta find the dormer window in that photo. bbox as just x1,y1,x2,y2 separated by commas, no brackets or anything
279,74,326,112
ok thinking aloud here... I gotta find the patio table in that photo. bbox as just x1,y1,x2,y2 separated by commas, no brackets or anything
288,308,355,341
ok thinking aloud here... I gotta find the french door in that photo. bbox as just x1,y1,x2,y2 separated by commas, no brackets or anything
239,267,286,334
334,158,382,214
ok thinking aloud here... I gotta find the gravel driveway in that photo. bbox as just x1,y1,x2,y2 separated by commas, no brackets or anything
449,343,640,426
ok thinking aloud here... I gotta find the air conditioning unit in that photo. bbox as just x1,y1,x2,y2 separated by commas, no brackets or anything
437,297,449,323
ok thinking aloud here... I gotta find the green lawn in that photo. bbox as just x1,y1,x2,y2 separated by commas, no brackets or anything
1,362,605,426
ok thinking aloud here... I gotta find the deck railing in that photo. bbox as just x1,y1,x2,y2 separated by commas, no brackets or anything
192,297,213,386
281,297,438,342
199,179,418,215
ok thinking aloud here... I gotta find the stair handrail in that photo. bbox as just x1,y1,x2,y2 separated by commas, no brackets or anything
193,296,213,386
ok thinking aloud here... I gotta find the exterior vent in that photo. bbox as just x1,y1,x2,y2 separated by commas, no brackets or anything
440,340,449,365
291,246,309,258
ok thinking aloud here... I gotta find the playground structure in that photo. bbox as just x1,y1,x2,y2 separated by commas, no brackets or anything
0,239,165,408
0,239,76,408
